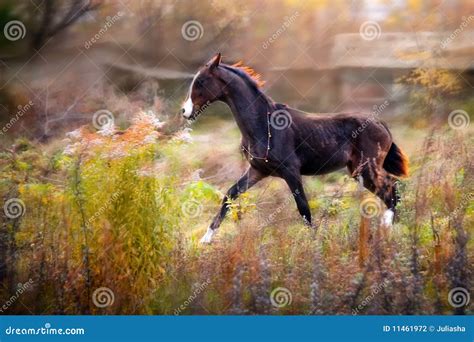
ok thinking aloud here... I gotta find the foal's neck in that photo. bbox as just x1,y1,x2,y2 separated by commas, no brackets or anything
221,79,271,144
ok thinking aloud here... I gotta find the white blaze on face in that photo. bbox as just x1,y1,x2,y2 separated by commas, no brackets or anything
182,71,200,118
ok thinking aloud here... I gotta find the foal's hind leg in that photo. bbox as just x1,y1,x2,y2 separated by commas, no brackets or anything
366,172,399,226
350,159,399,226
200,166,265,243
379,174,400,225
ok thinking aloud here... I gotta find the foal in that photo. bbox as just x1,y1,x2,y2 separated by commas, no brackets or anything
181,53,409,243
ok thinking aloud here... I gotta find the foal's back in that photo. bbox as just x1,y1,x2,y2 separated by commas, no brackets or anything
286,108,393,175
290,108,391,145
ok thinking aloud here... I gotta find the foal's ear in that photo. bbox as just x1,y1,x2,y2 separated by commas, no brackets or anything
208,52,222,70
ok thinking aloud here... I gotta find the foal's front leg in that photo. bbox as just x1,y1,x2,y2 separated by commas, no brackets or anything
280,168,313,227
200,166,265,243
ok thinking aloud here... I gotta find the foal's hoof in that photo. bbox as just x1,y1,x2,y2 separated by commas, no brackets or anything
303,217,317,230
199,228,215,244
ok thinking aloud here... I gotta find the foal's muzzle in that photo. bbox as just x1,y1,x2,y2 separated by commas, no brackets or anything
181,107,202,121
181,108,197,121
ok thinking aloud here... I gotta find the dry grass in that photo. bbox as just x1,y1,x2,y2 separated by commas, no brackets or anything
0,110,472,315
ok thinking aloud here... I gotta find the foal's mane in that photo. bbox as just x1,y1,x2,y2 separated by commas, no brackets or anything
222,61,266,88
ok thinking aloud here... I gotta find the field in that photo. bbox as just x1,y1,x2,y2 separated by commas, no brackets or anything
1,108,472,315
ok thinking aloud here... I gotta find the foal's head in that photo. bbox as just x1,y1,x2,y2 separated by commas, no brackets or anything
181,53,226,120
181,53,266,120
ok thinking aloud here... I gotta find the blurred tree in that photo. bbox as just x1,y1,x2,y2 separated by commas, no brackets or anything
30,0,101,51
398,68,462,124
0,3,21,52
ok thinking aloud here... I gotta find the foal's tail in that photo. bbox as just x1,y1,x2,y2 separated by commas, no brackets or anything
383,143,409,177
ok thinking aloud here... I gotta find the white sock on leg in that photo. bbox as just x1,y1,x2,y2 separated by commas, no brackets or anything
200,227,215,244
382,209,394,227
